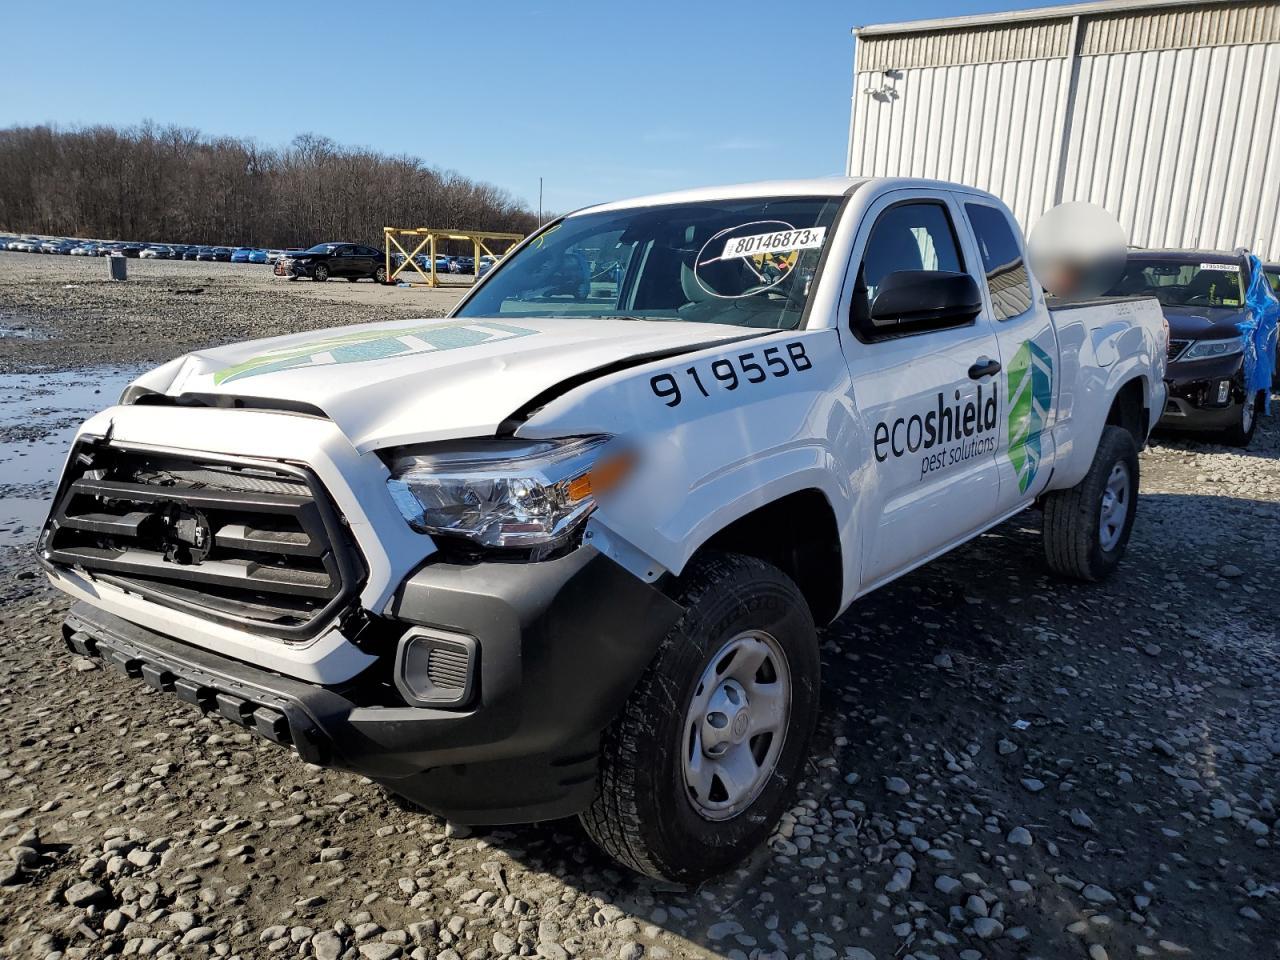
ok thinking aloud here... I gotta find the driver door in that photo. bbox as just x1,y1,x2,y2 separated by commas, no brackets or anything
332,245,356,277
840,190,1004,588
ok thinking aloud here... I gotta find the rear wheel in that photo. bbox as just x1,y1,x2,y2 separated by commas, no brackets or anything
1042,425,1139,581
580,552,820,883
312,263,329,282
1219,390,1262,448
374,265,387,284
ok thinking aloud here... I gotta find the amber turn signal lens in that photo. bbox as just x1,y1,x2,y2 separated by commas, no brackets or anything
566,450,635,502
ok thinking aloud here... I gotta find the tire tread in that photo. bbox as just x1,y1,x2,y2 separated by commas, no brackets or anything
580,553,807,880
1042,425,1138,582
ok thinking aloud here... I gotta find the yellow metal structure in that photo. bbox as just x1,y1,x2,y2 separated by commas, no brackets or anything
383,227,524,287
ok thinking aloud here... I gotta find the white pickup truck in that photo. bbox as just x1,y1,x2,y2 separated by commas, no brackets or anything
40,177,1167,881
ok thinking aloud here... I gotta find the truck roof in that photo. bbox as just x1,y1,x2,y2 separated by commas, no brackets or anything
577,176,1001,215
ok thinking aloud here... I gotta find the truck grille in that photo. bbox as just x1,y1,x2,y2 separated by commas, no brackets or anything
1167,338,1190,362
40,443,364,639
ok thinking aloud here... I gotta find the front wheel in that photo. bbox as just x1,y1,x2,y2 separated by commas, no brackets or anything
312,263,329,282
1219,390,1262,448
1042,425,1139,582
580,552,820,883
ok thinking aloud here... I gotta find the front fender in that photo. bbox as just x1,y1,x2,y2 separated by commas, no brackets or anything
517,328,866,606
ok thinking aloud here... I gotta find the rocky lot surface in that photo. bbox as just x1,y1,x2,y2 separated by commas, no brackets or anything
0,252,1277,958
0,253,463,372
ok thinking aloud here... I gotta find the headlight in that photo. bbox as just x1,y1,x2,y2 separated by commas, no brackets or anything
384,436,631,550
1180,337,1243,361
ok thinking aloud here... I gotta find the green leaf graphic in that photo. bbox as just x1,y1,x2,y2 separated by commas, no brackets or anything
1006,340,1053,494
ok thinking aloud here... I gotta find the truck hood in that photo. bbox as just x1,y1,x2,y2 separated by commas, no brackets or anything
1162,304,1246,340
132,315,758,451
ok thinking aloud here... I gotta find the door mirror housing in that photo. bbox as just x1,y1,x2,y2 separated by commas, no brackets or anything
866,270,983,336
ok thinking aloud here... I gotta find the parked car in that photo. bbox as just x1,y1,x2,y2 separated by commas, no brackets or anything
42,176,1167,882
70,241,99,256
139,245,172,259
41,239,75,255
210,247,232,262
1107,249,1270,446
181,247,202,261
230,247,254,263
1265,263,1280,376
274,242,387,283
120,244,145,258
249,249,269,264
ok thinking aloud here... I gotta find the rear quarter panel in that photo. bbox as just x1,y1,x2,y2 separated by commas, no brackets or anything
1044,297,1167,491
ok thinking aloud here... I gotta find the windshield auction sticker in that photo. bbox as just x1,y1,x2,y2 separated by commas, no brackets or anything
695,220,825,300
1198,262,1237,271
720,226,827,261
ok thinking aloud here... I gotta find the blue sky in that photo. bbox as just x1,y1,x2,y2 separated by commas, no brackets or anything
3,1,1074,213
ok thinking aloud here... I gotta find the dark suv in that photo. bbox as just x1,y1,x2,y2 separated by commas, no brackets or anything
275,243,387,283
1108,250,1269,447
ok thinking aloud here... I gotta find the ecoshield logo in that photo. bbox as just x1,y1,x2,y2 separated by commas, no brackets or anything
874,384,1000,481
1007,340,1054,493
872,338,1054,486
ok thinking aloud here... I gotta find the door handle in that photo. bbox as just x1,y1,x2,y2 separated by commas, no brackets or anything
968,357,1002,380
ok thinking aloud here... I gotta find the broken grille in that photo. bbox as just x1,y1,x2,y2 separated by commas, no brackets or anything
41,444,364,639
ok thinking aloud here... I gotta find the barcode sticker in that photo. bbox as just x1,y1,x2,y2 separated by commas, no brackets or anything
721,227,826,261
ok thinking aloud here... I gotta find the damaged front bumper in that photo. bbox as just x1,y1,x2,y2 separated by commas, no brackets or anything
1158,355,1248,432
60,545,682,824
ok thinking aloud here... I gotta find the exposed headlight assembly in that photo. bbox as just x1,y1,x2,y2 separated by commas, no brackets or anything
383,436,632,551
1180,337,1243,361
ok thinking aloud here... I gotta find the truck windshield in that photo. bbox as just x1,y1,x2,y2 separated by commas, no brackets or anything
456,196,843,329
1107,258,1244,308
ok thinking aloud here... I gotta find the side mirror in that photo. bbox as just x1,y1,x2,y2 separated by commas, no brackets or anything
868,270,983,333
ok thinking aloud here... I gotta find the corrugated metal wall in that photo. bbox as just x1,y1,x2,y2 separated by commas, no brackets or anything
849,2,1280,260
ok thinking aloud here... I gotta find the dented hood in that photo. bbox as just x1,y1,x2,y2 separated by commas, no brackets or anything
129,316,755,451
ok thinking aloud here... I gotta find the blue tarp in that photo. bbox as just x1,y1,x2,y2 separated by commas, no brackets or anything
1238,254,1279,415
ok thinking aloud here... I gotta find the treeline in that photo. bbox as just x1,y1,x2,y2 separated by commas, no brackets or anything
0,123,540,248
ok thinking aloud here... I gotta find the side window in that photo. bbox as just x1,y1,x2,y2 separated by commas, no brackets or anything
853,201,968,340
965,203,1034,320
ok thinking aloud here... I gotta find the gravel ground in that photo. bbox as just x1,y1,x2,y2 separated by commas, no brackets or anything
0,251,1277,959
0,253,467,372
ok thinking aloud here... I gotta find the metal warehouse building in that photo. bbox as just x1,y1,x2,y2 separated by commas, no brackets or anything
847,0,1280,259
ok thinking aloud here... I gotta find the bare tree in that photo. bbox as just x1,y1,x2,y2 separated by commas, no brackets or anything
0,123,540,247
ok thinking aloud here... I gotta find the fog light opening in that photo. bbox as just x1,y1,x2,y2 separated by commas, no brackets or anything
1217,381,1231,404
394,629,477,708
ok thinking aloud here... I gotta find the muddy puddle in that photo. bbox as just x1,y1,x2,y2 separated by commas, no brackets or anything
0,367,140,546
